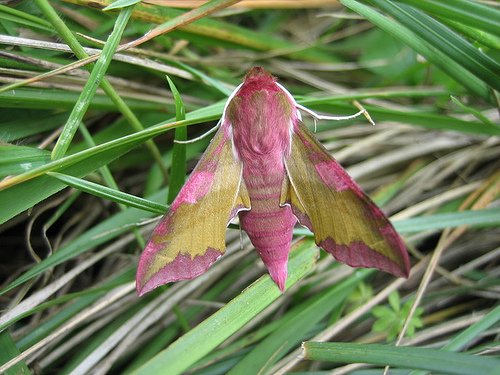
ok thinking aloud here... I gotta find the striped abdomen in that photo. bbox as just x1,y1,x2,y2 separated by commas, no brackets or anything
239,171,296,291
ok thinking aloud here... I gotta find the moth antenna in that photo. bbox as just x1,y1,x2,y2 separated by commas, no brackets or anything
297,103,366,121
352,100,376,125
174,122,220,144
296,104,372,129
363,109,376,126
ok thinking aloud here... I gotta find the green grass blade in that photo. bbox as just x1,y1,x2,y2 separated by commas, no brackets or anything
0,4,52,31
227,269,373,374
399,0,500,37
339,0,492,102
47,172,167,214
302,342,500,374
166,76,187,205
410,303,500,375
0,331,31,375
0,146,51,178
130,240,319,375
51,5,135,160
0,87,164,111
394,207,500,233
371,0,500,91
445,303,500,352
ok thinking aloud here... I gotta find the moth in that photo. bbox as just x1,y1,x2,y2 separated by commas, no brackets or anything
137,67,410,295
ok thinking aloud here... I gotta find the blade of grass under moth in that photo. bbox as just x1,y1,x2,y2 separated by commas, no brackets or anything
227,269,373,375
130,240,318,375
128,263,255,373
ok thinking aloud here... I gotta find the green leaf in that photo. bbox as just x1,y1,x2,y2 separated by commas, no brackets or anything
388,290,401,312
372,307,395,332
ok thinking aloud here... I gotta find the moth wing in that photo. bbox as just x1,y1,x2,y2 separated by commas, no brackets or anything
283,120,410,277
137,125,251,295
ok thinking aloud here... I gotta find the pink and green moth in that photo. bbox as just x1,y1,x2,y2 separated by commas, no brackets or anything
136,67,410,296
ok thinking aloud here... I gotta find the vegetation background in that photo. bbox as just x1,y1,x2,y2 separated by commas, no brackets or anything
1,0,499,374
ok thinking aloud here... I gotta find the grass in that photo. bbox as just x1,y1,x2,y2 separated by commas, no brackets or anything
1,0,499,374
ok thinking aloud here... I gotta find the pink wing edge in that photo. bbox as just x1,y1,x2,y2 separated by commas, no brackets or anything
136,123,249,296
286,120,411,279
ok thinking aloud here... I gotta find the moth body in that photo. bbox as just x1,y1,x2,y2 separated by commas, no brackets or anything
228,70,298,290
